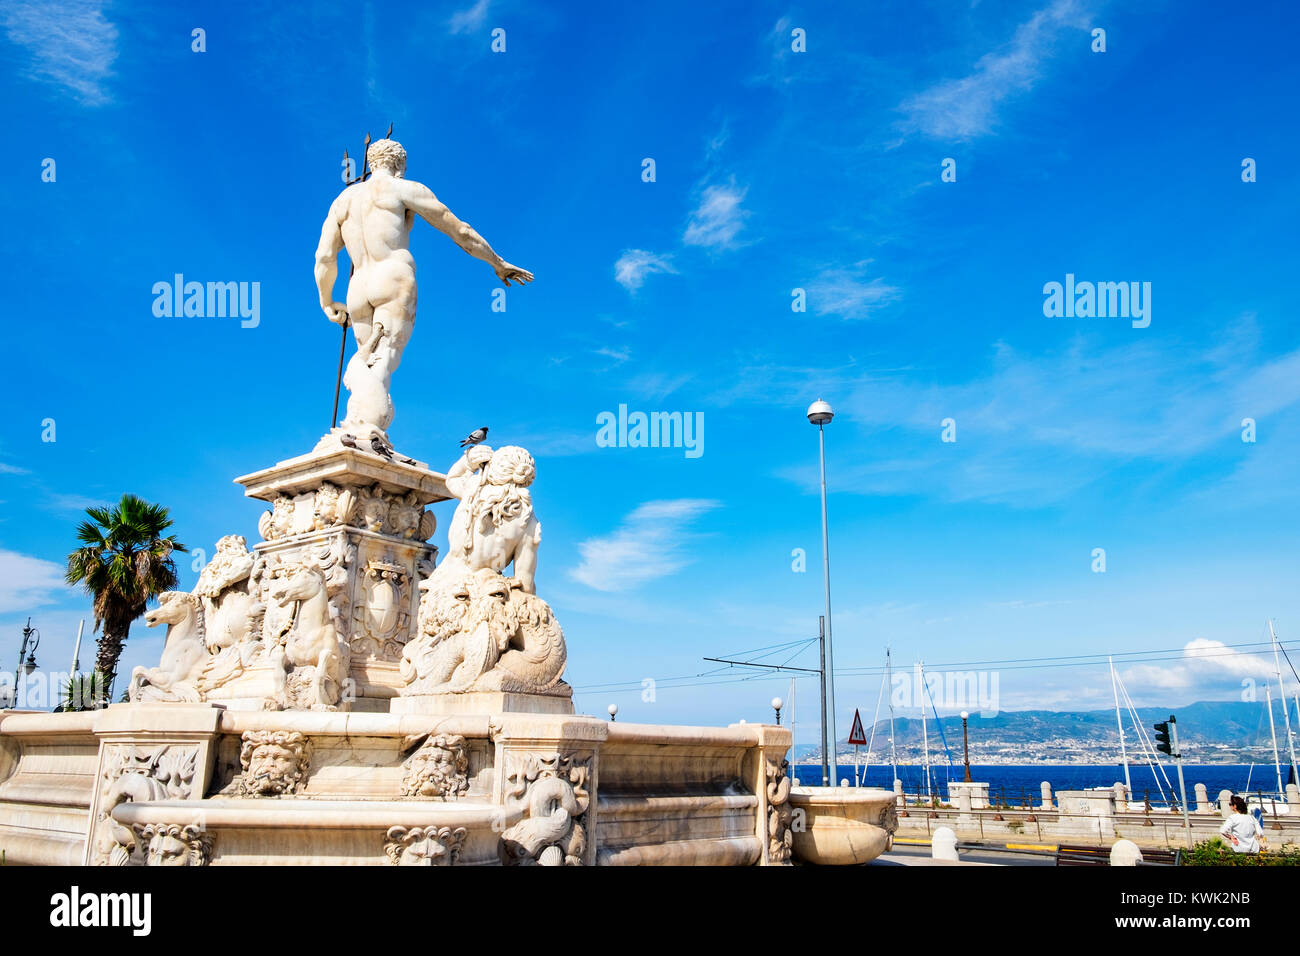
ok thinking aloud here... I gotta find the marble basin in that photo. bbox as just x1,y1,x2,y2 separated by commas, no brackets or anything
788,786,897,865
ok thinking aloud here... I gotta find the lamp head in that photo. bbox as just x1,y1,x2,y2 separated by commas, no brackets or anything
960,710,969,720
771,697,784,711
806,399,834,426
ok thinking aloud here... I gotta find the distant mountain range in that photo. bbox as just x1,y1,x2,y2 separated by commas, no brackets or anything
795,700,1295,763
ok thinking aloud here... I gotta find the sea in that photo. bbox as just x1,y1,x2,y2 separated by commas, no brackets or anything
792,762,1293,806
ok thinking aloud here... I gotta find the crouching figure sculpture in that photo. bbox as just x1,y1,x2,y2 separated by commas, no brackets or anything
399,443,567,700
400,568,567,696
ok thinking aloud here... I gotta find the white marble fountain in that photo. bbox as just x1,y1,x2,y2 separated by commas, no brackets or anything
0,138,895,866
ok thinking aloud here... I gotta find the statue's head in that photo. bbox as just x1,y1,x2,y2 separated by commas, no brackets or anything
135,823,210,866
367,138,407,177
404,734,470,798
240,730,312,795
485,446,536,487
216,534,247,554
144,591,200,628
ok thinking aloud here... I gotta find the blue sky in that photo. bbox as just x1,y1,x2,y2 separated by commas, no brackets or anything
1,0,1298,747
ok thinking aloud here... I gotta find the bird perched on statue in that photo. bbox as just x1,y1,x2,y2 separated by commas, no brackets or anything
370,436,394,460
459,427,489,448
339,433,359,450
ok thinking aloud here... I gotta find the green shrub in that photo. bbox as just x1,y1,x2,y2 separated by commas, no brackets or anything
1183,836,1300,866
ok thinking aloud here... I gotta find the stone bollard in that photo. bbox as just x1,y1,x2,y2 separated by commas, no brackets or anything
1287,783,1300,808
1040,781,1054,810
956,788,972,816
1195,782,1212,814
932,826,959,862
1110,839,1143,866
894,778,905,807
1218,789,1233,818
1113,782,1128,808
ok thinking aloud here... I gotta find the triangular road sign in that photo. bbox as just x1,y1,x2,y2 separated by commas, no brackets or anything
847,708,867,745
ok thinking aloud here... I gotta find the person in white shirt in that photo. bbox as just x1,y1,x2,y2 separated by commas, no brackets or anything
1219,795,1264,853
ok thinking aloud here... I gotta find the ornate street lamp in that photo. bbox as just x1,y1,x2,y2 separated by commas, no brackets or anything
8,618,39,709
961,710,972,783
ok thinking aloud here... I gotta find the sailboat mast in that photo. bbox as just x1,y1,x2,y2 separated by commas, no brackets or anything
887,648,897,789
1266,686,1284,797
1109,656,1132,794
920,660,932,801
1269,620,1299,784
865,656,886,787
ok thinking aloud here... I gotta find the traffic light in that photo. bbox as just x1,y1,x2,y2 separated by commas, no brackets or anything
1153,715,1175,756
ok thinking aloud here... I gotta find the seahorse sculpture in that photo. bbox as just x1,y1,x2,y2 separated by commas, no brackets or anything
267,565,349,710
128,592,208,703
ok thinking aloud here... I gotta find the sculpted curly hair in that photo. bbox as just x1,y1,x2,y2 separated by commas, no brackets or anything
366,138,407,175
485,446,536,487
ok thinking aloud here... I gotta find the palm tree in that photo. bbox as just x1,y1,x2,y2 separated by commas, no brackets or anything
58,671,108,712
65,494,186,696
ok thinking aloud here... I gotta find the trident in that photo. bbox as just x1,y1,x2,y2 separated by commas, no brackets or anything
330,122,393,430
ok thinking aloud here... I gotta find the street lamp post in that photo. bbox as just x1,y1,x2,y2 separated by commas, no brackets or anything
961,711,972,783
607,704,618,722
9,618,40,709
772,697,783,725
807,400,838,786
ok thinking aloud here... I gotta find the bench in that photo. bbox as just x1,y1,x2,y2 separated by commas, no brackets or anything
1054,843,1181,866
1135,847,1181,866
1055,843,1111,866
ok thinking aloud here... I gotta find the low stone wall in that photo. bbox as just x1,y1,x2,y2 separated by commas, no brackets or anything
0,710,100,865
894,805,1300,848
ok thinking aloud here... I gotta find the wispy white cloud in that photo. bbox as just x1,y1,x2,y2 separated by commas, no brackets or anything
748,318,1300,508
614,129,748,293
900,0,1092,141
570,499,720,592
2,0,118,105
838,335,1300,461
706,124,730,160
807,261,901,319
749,16,813,90
1119,639,1276,695
613,249,677,291
0,463,29,475
683,180,749,250
507,429,595,458
0,550,70,614
625,371,692,401
45,492,111,513
448,0,491,34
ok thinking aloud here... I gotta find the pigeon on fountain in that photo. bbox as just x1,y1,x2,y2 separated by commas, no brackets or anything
459,427,489,448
